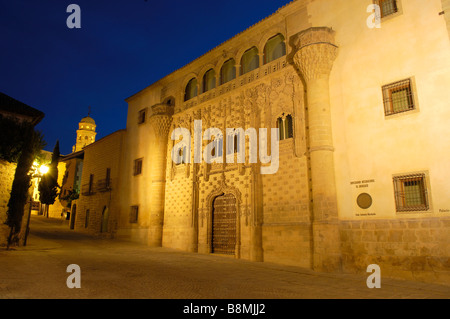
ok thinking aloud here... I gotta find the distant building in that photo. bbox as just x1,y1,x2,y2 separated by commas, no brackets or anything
74,129,126,235
52,115,97,221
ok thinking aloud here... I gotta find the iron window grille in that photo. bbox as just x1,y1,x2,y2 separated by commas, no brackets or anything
382,79,415,116
376,0,398,18
393,173,429,212
97,178,112,192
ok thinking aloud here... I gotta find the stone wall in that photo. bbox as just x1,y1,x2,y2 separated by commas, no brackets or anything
0,160,17,245
340,217,450,285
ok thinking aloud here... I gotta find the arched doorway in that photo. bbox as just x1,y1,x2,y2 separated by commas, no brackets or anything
101,206,109,233
212,193,237,255
70,204,77,230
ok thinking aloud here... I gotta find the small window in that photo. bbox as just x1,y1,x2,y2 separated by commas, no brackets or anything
220,59,236,85
393,173,429,212
138,108,147,124
134,158,143,176
241,47,259,75
264,34,286,64
184,78,198,101
85,209,90,228
377,0,398,18
203,69,216,93
382,78,415,116
276,114,294,141
130,206,139,223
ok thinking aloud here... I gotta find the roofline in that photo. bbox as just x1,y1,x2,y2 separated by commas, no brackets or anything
60,150,84,161
125,0,298,102
82,129,127,150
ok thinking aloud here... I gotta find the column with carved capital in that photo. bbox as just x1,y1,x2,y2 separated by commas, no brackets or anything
293,27,341,272
147,103,173,247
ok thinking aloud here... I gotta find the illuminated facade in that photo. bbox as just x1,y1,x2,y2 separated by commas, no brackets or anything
73,0,450,284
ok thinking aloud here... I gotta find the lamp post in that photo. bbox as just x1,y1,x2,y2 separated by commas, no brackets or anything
23,163,48,246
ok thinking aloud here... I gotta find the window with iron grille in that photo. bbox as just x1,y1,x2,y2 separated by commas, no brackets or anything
382,79,415,116
375,0,398,18
130,206,139,223
393,173,429,212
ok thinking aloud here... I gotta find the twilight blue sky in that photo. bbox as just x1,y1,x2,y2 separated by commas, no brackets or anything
1,0,292,155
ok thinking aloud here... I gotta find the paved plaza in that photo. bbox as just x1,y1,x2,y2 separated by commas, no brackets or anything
0,216,448,300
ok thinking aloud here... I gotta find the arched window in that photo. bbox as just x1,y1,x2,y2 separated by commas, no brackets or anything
240,47,259,75
203,69,216,93
220,59,236,85
176,146,188,165
277,114,293,141
211,137,223,159
264,34,286,64
226,129,241,154
184,78,198,101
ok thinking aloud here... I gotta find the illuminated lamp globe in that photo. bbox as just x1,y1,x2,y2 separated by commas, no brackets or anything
39,165,49,175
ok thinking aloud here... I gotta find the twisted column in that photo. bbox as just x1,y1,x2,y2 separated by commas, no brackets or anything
293,27,341,272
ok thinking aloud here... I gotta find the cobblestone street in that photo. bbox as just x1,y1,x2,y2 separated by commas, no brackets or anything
0,216,448,300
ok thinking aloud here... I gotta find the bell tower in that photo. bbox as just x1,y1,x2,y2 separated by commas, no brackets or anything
72,109,97,153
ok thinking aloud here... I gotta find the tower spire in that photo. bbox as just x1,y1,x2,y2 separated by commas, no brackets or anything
72,112,97,153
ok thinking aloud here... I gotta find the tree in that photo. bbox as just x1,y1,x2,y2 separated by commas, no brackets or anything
0,114,32,163
5,124,45,248
38,141,60,217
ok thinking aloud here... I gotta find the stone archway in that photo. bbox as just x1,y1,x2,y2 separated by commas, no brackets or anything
204,181,242,258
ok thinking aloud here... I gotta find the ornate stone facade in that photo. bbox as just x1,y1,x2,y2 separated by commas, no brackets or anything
109,0,450,285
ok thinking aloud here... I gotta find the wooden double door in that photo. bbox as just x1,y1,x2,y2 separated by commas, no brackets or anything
212,193,237,255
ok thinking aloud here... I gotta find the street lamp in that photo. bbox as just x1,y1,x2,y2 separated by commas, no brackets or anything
39,164,49,175
23,162,49,246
